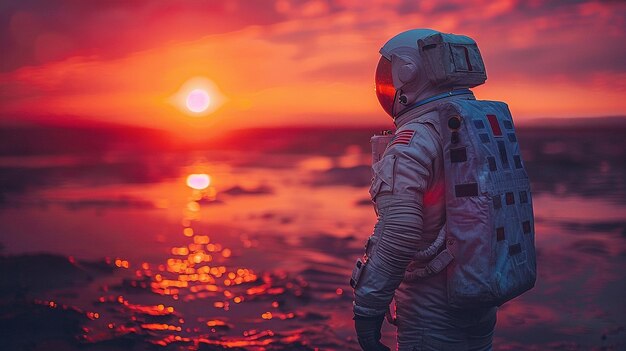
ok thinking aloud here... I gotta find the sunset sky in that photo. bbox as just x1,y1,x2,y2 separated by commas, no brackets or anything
1,0,625,135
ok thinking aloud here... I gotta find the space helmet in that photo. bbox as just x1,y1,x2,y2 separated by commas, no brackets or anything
375,29,488,118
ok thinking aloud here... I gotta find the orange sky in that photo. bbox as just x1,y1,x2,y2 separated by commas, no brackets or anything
1,0,625,134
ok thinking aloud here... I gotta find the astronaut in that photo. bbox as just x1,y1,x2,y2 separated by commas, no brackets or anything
351,28,535,351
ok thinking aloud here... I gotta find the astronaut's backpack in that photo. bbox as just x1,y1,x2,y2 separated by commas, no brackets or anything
405,99,537,308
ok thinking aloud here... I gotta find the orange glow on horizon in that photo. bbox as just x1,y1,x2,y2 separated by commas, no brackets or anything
1,1,623,134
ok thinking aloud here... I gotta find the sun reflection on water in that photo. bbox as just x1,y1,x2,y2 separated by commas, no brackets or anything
74,170,317,349
186,173,211,190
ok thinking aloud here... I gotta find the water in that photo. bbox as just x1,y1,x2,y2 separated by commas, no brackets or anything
0,125,624,350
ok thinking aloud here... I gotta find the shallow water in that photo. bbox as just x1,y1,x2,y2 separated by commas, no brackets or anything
0,126,624,350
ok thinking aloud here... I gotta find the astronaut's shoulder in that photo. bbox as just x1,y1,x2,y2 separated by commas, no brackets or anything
387,122,439,151
385,126,417,150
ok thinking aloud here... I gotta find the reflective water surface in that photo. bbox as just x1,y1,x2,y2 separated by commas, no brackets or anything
0,126,624,350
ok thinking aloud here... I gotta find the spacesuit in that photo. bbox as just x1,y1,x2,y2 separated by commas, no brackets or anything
352,29,499,351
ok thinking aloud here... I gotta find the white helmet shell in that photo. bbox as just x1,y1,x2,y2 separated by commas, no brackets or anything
379,29,439,60
375,29,487,118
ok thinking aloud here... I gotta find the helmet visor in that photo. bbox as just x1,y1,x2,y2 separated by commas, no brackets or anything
375,56,395,117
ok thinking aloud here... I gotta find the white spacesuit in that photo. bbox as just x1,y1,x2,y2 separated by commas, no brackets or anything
352,29,536,351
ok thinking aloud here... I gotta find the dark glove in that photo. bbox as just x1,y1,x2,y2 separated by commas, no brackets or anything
354,314,390,351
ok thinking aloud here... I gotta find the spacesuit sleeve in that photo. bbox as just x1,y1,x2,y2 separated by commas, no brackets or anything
353,122,439,317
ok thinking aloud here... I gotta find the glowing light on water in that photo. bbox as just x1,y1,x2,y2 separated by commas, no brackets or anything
186,174,210,190
114,258,130,268
207,320,227,327
183,227,194,237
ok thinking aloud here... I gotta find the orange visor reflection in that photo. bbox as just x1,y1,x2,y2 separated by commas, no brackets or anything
375,56,395,117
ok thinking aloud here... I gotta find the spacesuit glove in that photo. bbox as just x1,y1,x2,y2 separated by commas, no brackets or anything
354,314,390,351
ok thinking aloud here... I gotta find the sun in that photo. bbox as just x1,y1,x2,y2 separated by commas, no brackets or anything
186,89,211,113
170,77,226,117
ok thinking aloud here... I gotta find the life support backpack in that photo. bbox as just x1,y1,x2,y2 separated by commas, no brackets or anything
374,99,537,308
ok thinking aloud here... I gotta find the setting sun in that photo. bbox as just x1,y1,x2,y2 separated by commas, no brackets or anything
186,89,210,113
170,77,226,118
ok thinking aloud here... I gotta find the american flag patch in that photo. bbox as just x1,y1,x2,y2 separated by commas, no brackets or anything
387,130,415,148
